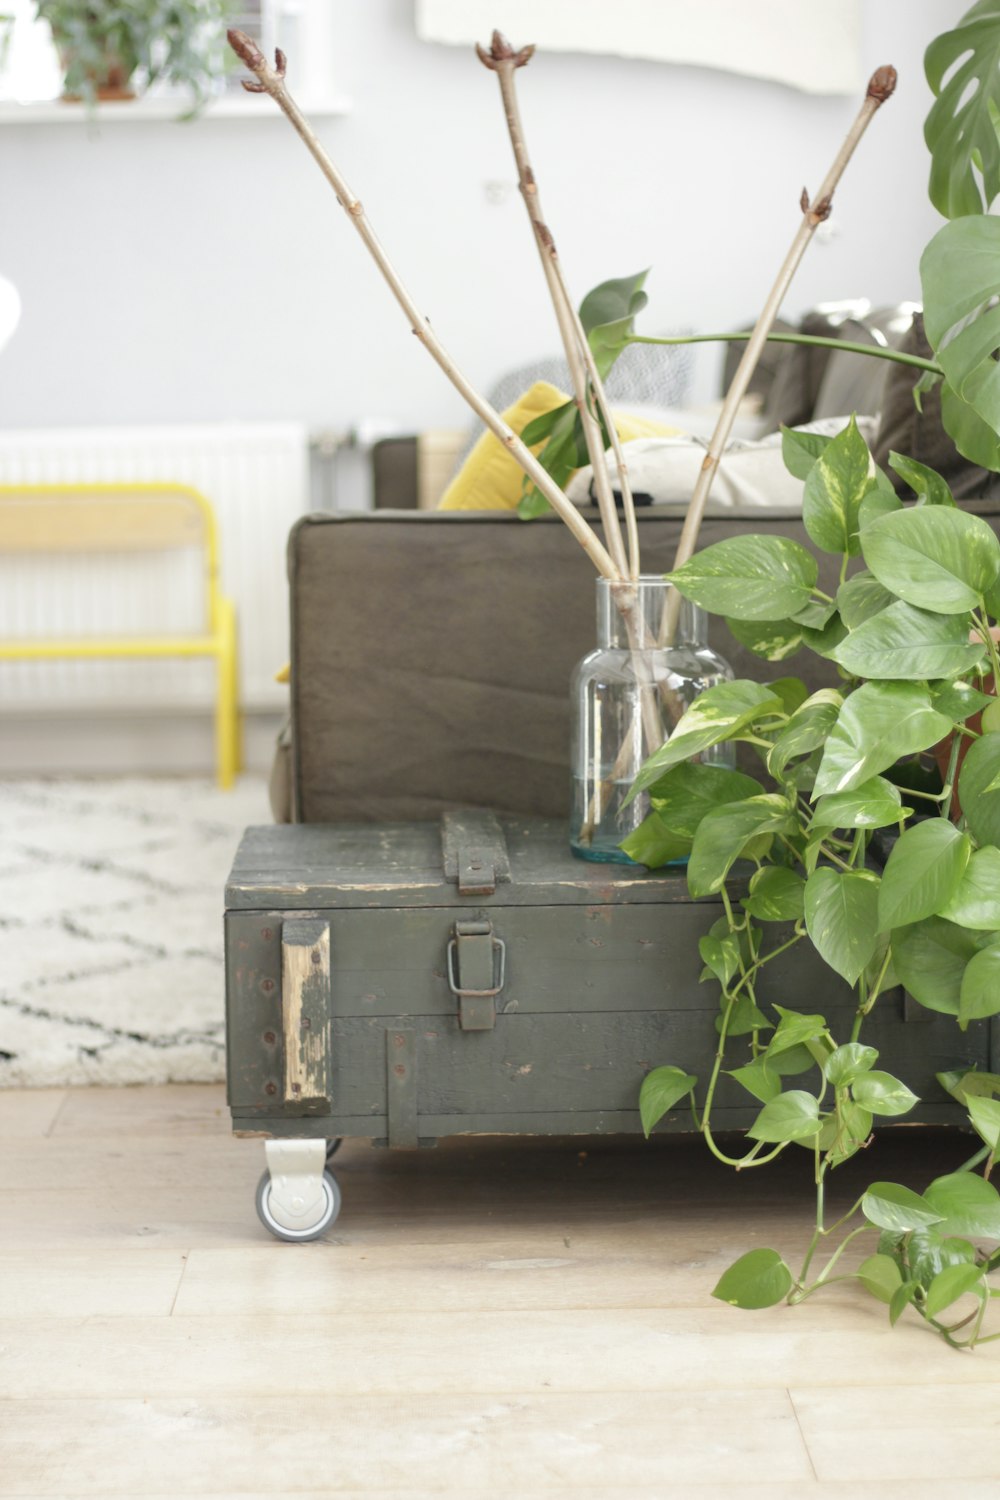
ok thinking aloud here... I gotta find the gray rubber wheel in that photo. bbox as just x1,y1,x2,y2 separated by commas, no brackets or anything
325,1137,343,1160
255,1168,341,1243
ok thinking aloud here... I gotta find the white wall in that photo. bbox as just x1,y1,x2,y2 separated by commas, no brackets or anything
0,0,958,444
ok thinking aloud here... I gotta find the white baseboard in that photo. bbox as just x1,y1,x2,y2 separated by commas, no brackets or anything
0,708,284,777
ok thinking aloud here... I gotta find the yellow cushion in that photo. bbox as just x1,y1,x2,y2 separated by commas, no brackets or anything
437,380,680,511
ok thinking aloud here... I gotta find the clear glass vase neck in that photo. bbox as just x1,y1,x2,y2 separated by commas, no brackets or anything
596,576,704,650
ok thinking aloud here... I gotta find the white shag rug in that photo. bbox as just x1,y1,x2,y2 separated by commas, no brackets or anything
0,776,270,1088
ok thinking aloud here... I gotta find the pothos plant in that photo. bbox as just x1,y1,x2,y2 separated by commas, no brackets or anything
630,418,1000,1348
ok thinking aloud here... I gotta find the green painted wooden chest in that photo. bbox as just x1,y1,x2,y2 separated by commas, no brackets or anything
224,812,994,1240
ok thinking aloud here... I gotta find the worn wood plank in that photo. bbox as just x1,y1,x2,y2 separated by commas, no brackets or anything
0,1088,67,1138
791,1385,1000,1481
0,1251,187,1318
0,1391,814,1491
5,1306,995,1403
280,917,331,1106
225,819,705,909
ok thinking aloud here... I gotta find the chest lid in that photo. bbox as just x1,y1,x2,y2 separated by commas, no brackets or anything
225,811,692,910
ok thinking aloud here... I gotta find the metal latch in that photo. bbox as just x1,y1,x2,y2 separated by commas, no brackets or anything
447,918,506,1031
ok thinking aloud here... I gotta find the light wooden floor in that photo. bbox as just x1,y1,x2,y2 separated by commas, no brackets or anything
1,1086,999,1498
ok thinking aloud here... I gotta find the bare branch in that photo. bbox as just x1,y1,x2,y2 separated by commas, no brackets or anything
226,30,620,580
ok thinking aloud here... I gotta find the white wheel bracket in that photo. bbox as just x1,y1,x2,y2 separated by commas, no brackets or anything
263,1138,328,1232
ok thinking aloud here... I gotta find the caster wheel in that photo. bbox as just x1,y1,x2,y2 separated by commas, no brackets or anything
326,1137,343,1161
255,1168,341,1243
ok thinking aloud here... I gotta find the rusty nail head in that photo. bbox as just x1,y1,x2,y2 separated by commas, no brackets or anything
393,1063,406,1077
301,1016,311,1030
311,949,321,965
291,1082,301,1094
262,978,275,993
265,1082,277,1096
263,1030,276,1044
261,927,273,941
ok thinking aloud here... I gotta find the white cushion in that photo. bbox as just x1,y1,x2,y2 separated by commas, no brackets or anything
566,415,880,509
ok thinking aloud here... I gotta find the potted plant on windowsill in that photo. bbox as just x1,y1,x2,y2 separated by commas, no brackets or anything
35,0,234,109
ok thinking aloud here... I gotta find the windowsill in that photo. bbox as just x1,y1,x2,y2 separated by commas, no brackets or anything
0,91,351,123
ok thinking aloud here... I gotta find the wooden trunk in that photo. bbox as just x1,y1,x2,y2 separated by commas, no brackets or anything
224,814,994,1144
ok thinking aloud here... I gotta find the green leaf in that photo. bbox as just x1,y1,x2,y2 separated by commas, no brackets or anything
959,941,1000,1027
718,993,773,1037
792,598,839,630
956,732,1000,846
925,1263,986,1319
646,761,763,835
638,1065,697,1137
780,424,831,480
967,1094,1000,1151
764,1007,828,1058
861,1182,945,1233
924,1170,1000,1239
800,612,848,661
712,1248,793,1310
769,1042,819,1077
699,932,742,986
938,1067,1000,1104
579,269,649,338
888,452,956,508
802,414,873,556
687,794,796,898
767,689,843,781
747,1089,822,1143
858,470,903,529
628,682,783,800
877,820,971,931
929,678,995,723
767,677,810,717
940,377,1000,472
923,215,1000,441
831,601,985,681
861,504,1000,614
619,811,691,869
908,1228,977,1286
892,917,992,1016
725,616,804,661
809,776,905,833
851,1070,919,1118
857,1252,903,1305
519,398,575,448
728,1059,782,1104
742,866,805,922
889,1279,921,1326
925,2,1000,216
836,572,895,630
823,1100,873,1166
667,535,819,622
939,846,1000,929
804,869,881,985
813,682,952,797
825,1043,879,1088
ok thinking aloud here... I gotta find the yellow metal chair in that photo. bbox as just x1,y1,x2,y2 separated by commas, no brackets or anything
0,482,241,788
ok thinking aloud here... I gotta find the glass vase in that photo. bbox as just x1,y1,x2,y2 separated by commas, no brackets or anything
570,577,734,863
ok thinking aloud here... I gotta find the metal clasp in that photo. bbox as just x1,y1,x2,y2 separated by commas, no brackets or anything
447,918,506,1030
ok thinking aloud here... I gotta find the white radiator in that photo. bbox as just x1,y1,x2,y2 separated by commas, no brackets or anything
0,422,310,711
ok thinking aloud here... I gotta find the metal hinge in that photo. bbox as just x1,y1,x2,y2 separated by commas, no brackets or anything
447,918,506,1031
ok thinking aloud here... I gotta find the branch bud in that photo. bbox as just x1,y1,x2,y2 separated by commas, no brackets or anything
475,30,535,69
275,47,287,79
228,28,265,72
867,65,897,104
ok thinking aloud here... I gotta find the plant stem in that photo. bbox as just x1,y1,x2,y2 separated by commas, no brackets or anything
479,33,631,579
628,330,942,377
659,64,896,646
227,30,621,582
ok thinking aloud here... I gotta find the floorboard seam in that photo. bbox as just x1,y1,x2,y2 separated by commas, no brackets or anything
786,1387,820,1482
